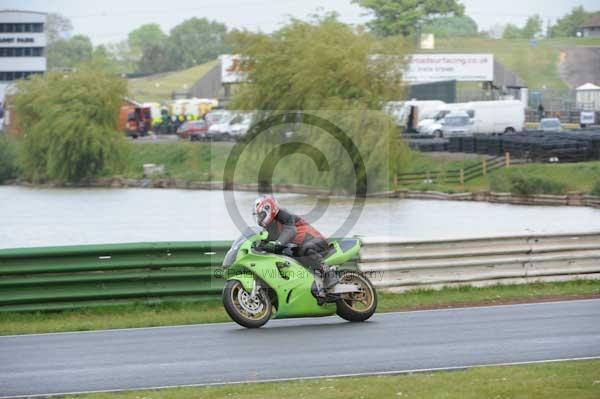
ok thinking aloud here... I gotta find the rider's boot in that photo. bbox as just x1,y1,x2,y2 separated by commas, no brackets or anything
313,270,327,305
321,264,338,289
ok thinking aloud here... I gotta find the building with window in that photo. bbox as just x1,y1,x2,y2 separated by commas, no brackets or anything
580,15,600,38
0,10,47,102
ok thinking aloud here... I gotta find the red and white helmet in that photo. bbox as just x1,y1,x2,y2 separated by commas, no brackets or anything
253,195,279,227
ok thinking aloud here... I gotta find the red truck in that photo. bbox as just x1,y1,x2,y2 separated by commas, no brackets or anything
119,102,152,138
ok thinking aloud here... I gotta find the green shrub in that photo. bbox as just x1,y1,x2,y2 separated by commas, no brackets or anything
489,174,511,193
498,173,569,195
0,135,19,183
591,180,600,197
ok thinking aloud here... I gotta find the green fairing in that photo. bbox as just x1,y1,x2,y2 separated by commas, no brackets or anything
224,232,360,319
324,240,360,266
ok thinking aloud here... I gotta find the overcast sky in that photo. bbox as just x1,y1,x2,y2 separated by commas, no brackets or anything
2,0,599,44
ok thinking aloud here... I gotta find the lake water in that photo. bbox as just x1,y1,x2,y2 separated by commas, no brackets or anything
0,186,599,249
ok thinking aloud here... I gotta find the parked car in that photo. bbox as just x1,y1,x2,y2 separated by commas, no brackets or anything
176,120,209,141
421,108,474,136
539,118,562,132
440,111,474,137
207,112,252,141
228,113,253,139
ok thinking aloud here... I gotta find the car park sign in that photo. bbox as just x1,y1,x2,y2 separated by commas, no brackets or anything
404,54,494,82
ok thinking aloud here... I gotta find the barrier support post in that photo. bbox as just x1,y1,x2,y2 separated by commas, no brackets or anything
482,159,487,176
505,152,511,168
460,168,464,185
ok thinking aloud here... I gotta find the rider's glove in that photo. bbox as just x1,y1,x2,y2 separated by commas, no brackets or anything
264,241,283,253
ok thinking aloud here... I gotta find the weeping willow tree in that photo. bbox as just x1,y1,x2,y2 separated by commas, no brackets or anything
227,14,410,193
13,62,128,183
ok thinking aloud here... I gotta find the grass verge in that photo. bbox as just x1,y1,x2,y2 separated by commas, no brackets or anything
1,280,599,336
401,152,600,195
121,141,231,182
65,359,600,399
127,60,218,102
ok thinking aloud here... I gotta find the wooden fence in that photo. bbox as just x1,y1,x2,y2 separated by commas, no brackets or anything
396,153,525,186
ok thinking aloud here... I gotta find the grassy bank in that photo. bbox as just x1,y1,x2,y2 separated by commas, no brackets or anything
117,142,600,196
63,359,600,399
122,141,231,182
403,152,600,195
1,280,599,336
127,60,218,102
3,137,600,196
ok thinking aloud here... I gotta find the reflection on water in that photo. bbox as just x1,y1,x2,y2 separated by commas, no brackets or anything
0,186,599,249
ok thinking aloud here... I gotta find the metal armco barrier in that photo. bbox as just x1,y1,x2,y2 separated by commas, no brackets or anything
2,233,598,312
0,241,231,312
358,232,600,291
0,240,358,312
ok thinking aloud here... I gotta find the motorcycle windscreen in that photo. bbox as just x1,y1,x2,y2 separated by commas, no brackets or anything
222,226,264,267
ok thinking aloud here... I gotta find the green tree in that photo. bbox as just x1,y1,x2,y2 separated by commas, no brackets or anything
0,135,19,183
128,23,168,53
128,24,170,73
353,0,465,37
228,16,409,192
548,6,596,38
522,14,543,38
13,63,128,183
230,17,406,110
502,24,522,39
421,15,478,38
45,13,73,44
167,18,228,69
105,40,138,74
137,45,171,74
46,34,94,69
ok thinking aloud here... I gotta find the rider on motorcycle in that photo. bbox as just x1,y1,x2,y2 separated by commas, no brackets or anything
253,195,337,297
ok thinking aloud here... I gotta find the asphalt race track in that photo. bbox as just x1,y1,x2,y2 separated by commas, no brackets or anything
1,299,600,397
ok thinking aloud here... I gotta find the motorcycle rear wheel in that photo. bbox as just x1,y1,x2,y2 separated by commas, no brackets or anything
223,280,272,328
336,272,377,322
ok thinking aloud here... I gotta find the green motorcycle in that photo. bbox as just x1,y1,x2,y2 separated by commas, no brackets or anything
222,227,377,328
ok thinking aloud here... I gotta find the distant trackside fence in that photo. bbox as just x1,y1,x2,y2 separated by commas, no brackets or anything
395,154,517,185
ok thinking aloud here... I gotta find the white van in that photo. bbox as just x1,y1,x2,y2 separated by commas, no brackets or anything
419,100,524,136
384,100,445,132
468,100,524,134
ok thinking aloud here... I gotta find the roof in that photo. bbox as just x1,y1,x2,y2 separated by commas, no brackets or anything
0,9,47,15
581,15,600,28
576,83,600,91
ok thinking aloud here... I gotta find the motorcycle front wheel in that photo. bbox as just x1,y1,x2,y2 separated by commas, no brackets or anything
336,272,378,322
222,280,272,328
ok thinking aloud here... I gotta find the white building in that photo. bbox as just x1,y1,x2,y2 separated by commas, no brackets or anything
576,83,600,111
0,10,47,103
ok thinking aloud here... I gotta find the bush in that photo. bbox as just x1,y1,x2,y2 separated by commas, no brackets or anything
591,180,600,197
510,175,568,195
491,173,568,195
0,135,19,183
489,174,510,193
13,62,127,183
